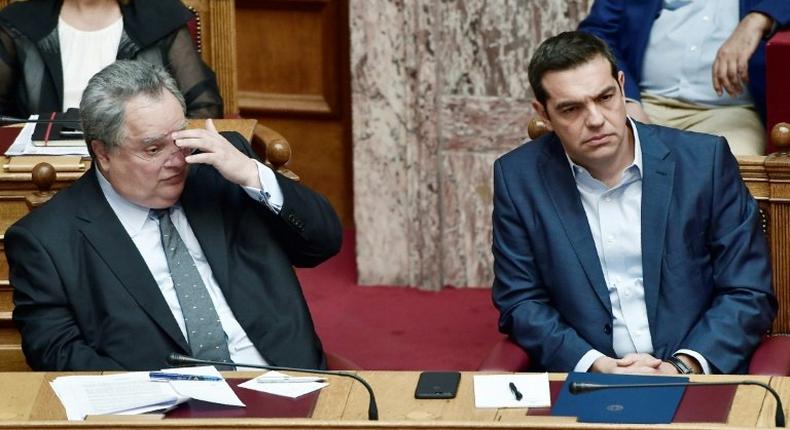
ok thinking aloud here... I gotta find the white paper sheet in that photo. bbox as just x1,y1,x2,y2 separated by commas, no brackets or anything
50,372,186,421
4,116,89,156
473,373,551,408
238,371,328,399
159,366,244,407
50,366,244,420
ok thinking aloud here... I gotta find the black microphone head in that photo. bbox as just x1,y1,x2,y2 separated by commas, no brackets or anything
167,352,202,366
569,382,584,395
0,115,27,125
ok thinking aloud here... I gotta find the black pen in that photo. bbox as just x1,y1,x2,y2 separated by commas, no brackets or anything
509,381,523,401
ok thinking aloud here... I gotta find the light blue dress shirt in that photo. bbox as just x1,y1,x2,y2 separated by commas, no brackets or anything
570,119,710,374
96,160,283,369
640,0,751,107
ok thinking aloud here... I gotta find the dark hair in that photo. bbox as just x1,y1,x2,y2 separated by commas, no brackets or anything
528,31,619,106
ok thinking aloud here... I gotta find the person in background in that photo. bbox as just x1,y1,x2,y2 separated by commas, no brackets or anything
578,0,790,155
7,60,341,370
492,31,775,375
0,0,222,118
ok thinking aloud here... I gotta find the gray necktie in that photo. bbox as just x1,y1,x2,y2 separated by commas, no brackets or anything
152,208,234,368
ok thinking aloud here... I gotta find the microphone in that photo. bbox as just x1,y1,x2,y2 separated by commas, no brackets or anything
0,115,78,125
167,352,379,420
570,380,785,427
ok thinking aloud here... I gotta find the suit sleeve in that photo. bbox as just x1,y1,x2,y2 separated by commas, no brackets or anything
165,26,224,118
225,131,343,268
7,225,124,371
491,159,595,371
679,139,776,373
578,0,642,101
750,1,790,28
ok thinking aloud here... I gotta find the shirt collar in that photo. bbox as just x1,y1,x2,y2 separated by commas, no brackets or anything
95,168,156,238
565,117,644,184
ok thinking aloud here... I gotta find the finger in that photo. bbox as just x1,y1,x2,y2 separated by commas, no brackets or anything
184,152,215,165
174,135,213,153
205,118,218,133
737,55,750,84
712,58,723,96
720,60,738,96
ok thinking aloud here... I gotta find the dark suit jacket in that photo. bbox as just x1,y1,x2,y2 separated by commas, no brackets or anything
492,122,776,373
7,132,342,371
578,0,790,122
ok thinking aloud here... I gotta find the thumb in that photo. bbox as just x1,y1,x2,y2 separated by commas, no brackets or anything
205,118,218,133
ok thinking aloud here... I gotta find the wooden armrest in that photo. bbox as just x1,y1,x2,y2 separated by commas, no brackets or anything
252,123,299,181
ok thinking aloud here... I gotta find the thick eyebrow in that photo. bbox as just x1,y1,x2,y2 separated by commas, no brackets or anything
553,84,618,111
140,121,188,145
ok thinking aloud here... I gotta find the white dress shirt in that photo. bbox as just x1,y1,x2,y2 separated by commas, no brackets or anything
570,119,710,374
58,17,123,111
640,0,750,106
97,160,283,367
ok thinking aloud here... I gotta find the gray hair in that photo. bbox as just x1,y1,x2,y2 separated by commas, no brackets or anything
80,60,186,153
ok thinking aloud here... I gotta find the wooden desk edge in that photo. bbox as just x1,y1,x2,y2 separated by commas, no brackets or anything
0,418,747,430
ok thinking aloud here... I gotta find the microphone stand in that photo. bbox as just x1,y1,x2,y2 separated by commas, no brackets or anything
0,115,78,126
167,353,378,420
571,381,785,427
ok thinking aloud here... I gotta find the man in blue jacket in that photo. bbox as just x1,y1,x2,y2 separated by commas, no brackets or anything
579,0,790,155
492,31,775,374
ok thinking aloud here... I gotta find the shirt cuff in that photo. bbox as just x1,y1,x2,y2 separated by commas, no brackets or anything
242,160,283,213
675,349,711,374
575,349,606,372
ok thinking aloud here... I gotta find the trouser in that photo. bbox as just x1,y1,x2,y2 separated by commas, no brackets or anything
640,92,764,155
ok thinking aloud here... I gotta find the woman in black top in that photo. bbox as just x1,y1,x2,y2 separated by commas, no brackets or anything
0,0,223,118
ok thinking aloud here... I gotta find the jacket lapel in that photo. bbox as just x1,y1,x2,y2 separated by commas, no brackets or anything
36,30,64,112
637,124,675,335
75,168,190,353
539,137,612,313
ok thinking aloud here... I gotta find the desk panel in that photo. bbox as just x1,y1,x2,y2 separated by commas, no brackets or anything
0,372,780,429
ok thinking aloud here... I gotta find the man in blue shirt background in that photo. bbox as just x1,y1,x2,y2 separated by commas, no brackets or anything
579,0,790,155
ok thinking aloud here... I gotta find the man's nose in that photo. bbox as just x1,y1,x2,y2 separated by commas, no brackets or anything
585,104,605,127
163,143,188,167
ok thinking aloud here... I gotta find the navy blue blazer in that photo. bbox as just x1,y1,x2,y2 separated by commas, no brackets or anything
578,0,790,122
492,122,776,373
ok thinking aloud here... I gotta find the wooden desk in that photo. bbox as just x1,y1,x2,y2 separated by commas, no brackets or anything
0,371,782,429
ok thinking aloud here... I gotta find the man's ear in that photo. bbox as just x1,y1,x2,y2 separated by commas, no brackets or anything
617,70,626,97
531,100,553,131
90,140,110,171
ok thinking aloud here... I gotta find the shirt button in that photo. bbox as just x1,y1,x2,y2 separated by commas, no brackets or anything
690,45,697,52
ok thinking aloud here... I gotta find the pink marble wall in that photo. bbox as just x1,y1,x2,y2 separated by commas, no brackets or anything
352,0,592,290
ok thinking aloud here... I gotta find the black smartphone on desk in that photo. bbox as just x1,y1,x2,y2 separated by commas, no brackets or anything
414,371,461,399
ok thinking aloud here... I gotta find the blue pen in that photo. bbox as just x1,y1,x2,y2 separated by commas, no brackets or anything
149,371,223,382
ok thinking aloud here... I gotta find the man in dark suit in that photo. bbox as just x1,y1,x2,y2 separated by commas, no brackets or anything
578,0,790,155
492,31,776,374
7,60,342,371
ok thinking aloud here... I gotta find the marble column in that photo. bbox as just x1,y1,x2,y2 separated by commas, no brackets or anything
352,0,592,290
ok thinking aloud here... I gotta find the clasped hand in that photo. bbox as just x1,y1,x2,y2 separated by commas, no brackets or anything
592,353,678,375
172,119,262,189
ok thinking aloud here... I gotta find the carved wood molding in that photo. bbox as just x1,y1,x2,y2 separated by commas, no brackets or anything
239,91,332,115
